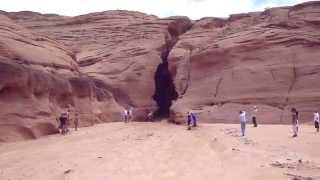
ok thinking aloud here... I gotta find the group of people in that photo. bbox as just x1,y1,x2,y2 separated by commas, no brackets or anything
57,107,80,135
123,107,133,123
118,104,320,138
238,106,259,136
239,107,320,137
185,106,320,138
122,107,155,122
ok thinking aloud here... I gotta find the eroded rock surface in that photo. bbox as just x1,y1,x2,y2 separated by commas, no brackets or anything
169,1,320,123
0,11,192,141
0,14,122,142
1,1,320,141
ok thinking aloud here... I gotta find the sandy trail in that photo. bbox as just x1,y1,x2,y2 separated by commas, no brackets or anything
0,122,319,180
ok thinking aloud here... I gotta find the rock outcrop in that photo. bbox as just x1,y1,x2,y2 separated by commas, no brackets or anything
0,14,121,142
169,1,320,123
5,10,192,117
1,1,320,141
0,10,192,141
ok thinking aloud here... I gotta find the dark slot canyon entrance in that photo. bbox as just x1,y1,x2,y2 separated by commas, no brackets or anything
152,47,178,118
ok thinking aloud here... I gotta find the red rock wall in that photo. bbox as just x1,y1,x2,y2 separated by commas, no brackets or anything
1,2,320,142
0,15,122,142
0,12,192,142
169,2,320,124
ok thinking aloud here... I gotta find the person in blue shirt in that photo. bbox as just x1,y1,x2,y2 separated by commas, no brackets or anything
187,110,197,130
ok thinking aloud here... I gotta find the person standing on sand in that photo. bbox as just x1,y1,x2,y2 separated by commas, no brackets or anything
65,108,71,134
252,106,258,127
128,106,133,122
239,111,246,136
314,111,319,133
191,111,197,127
74,111,80,131
291,108,299,137
59,112,68,135
187,111,192,130
146,109,153,121
123,108,129,123
187,110,198,130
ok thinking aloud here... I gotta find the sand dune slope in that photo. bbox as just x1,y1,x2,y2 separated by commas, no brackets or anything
0,122,319,180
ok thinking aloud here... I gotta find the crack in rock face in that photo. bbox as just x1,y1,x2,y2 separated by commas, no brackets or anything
153,47,178,118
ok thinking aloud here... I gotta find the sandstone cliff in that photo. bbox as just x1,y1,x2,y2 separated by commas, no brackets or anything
0,10,192,141
1,1,320,141
169,1,320,123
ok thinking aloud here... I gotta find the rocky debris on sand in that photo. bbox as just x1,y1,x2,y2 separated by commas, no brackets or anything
271,159,320,171
284,173,320,180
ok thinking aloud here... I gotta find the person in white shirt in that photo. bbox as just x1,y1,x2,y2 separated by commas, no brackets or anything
123,109,129,123
314,112,319,133
128,107,133,121
239,111,246,136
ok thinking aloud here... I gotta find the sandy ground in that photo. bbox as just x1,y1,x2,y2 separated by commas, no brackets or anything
0,122,319,180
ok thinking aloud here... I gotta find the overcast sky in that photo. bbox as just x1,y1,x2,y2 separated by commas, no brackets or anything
0,0,309,19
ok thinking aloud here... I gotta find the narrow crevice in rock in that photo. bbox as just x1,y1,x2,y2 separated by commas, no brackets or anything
153,19,193,118
152,46,179,118
180,48,192,97
214,78,223,97
288,61,297,94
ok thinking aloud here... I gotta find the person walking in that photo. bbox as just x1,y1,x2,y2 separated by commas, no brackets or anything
252,106,258,127
291,108,299,137
239,111,246,136
314,111,319,133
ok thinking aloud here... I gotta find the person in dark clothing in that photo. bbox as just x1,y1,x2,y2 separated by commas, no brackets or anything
314,112,319,133
59,112,68,135
187,112,192,130
191,111,197,127
252,106,258,127
291,108,299,137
